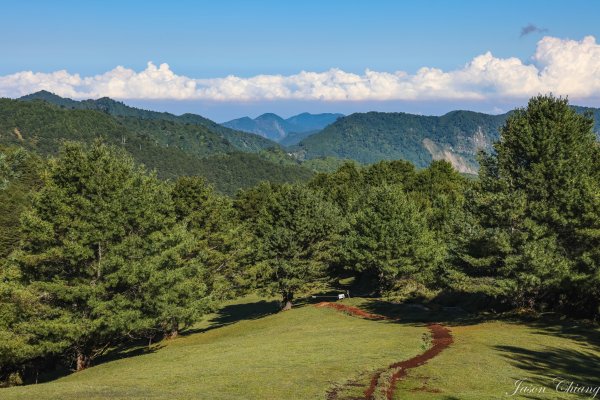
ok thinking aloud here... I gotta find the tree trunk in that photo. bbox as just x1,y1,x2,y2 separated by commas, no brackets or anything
281,292,293,311
76,350,90,371
166,318,179,339
97,243,102,279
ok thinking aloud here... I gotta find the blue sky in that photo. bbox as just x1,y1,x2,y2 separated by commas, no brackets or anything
2,0,600,120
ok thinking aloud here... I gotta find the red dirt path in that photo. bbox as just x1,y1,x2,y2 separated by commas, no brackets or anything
315,302,387,321
317,302,453,400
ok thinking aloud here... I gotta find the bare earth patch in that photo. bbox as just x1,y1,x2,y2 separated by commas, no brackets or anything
317,302,453,400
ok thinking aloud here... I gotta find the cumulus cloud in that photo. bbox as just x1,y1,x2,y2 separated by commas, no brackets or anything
1,35,600,103
520,23,548,37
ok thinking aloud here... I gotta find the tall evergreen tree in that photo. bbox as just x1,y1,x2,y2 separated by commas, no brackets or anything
10,141,208,370
308,162,363,213
171,176,250,301
0,262,60,385
342,184,444,295
464,95,600,312
247,184,342,310
0,147,42,258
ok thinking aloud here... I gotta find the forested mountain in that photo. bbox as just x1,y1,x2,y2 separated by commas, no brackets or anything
0,98,313,194
222,112,343,143
278,129,320,147
294,107,600,174
19,91,276,152
13,92,600,180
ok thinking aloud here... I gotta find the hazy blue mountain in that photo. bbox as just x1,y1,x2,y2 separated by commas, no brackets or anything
286,112,344,133
223,113,288,142
222,112,343,143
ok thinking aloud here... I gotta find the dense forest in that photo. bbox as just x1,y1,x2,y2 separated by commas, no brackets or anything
0,95,599,387
19,91,277,152
0,97,315,195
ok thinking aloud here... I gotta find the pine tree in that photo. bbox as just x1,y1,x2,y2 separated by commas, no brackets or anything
10,141,208,370
247,184,342,310
342,184,444,295
0,147,42,258
464,95,600,312
308,162,363,213
171,176,250,302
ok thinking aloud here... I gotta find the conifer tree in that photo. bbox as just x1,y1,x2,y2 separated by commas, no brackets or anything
465,95,600,311
247,184,342,310
171,176,250,301
342,184,444,294
0,147,42,258
11,141,208,370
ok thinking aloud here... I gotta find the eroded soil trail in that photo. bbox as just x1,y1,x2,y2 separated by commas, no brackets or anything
317,302,453,400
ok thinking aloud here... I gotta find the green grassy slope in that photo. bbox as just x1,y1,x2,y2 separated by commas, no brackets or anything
345,299,600,400
4,296,600,399
396,319,600,399
2,297,425,400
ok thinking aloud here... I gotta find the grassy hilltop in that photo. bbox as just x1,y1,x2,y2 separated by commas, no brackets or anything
4,296,600,400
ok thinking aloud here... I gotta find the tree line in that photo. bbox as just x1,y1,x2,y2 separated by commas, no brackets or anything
0,95,598,386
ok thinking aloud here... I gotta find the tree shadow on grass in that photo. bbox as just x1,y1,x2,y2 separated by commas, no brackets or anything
33,299,281,384
495,344,600,392
182,299,281,336
358,298,600,345
32,340,164,384
329,297,600,399
357,298,490,327
519,315,600,352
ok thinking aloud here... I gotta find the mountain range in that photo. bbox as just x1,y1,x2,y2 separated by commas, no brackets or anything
2,91,315,194
19,90,277,152
5,91,599,184
222,112,343,144
292,107,600,174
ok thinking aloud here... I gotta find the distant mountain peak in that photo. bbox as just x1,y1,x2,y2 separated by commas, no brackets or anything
222,112,344,144
30,89,54,96
20,90,81,107
21,90,66,100
257,112,283,119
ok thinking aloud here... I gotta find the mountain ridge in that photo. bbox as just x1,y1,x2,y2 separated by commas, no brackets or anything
19,90,278,153
222,112,344,143
3,94,315,194
293,107,600,174
14,91,600,176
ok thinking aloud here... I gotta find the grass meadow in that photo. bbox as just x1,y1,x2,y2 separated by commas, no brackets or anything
3,295,600,399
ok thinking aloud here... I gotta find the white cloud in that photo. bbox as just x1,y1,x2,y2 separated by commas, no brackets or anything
2,35,600,102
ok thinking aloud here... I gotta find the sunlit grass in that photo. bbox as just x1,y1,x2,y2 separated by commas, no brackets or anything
394,319,600,399
2,296,424,400
4,296,600,399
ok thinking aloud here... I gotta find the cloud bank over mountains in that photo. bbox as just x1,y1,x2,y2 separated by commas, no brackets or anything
2,36,600,103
